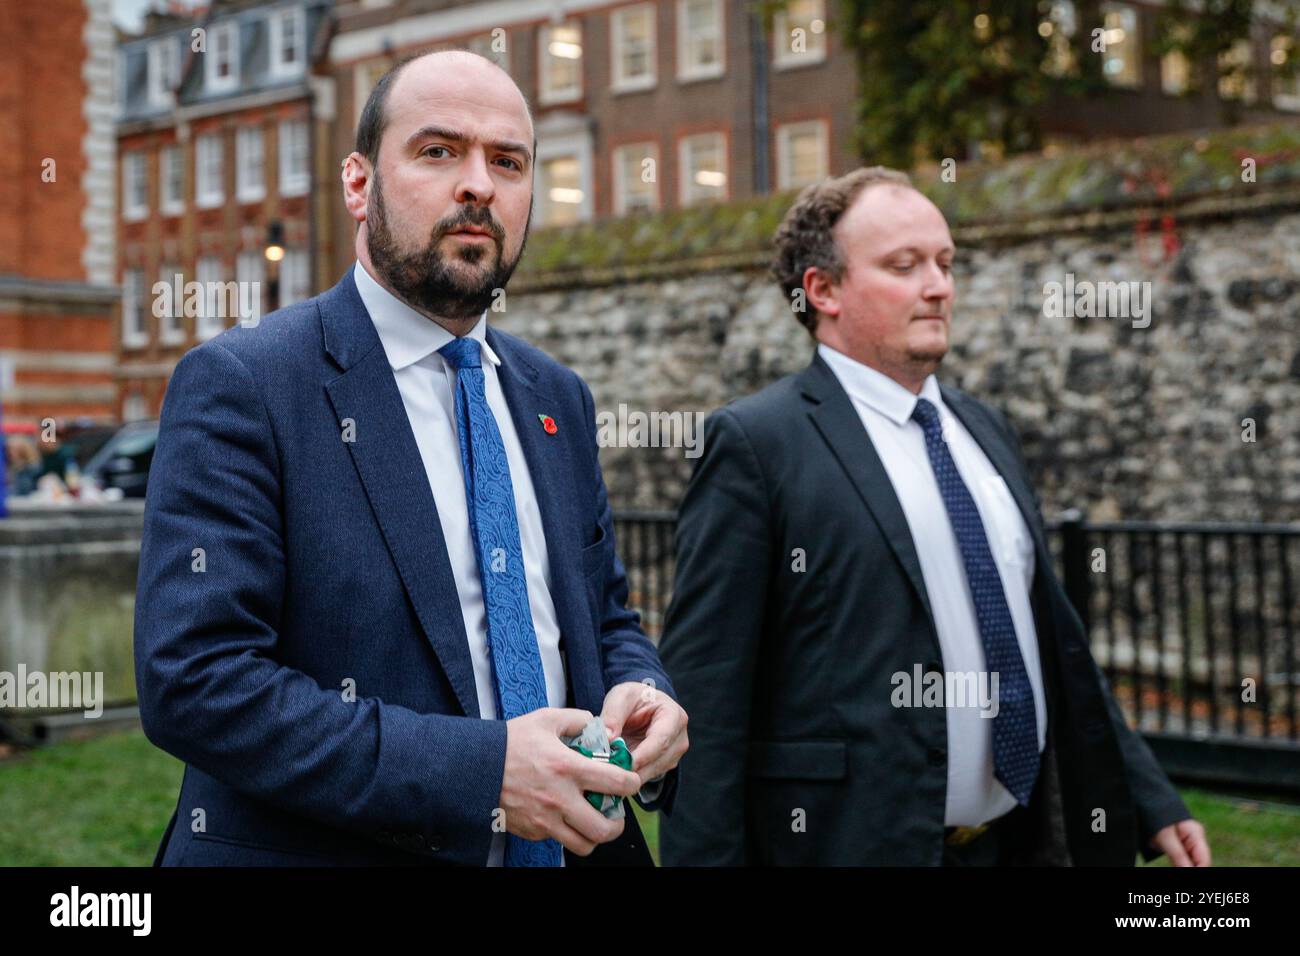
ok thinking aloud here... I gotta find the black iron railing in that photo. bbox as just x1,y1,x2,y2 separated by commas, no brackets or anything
613,511,1300,747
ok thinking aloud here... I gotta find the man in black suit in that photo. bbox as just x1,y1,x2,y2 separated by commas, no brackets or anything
658,167,1210,866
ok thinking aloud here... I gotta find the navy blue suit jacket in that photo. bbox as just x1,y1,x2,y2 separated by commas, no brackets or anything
134,268,677,866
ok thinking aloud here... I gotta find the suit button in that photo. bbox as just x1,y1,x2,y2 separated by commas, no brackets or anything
927,747,946,767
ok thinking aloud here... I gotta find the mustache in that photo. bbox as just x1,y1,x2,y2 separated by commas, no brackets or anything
437,209,504,242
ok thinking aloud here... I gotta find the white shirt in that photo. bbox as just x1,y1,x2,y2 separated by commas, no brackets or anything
354,261,565,865
818,344,1048,827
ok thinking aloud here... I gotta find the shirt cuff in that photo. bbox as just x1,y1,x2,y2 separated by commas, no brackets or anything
637,774,666,803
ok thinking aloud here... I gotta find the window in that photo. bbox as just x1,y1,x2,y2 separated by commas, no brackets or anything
278,119,310,196
236,252,266,322
280,250,311,306
1161,24,1193,95
679,132,727,205
269,7,306,79
467,32,510,72
207,21,239,92
122,153,148,221
236,127,265,203
540,22,583,104
538,156,583,226
160,146,184,215
1100,3,1140,88
612,4,656,92
195,257,226,339
122,269,147,347
1274,35,1299,111
776,120,828,190
122,393,149,422
612,142,660,214
196,134,224,207
1219,38,1257,103
1041,0,1077,78
773,0,826,68
158,264,184,344
353,60,388,128
677,0,724,81
147,38,179,107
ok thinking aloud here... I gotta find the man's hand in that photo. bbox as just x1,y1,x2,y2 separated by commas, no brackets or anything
600,681,689,785
499,708,643,857
1150,818,1211,866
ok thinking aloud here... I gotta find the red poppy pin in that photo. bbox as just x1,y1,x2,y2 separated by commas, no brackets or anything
538,413,557,435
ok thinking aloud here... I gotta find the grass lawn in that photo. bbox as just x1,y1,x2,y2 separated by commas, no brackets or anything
1,729,1295,866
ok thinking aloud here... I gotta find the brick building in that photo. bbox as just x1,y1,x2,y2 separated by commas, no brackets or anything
0,0,118,423
116,0,334,419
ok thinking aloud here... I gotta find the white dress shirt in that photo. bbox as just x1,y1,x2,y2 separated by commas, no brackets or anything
818,344,1048,826
354,261,566,865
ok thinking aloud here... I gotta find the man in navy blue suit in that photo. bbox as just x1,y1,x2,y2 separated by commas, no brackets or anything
134,50,688,867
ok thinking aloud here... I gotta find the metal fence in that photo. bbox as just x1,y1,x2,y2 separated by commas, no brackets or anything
613,511,1300,754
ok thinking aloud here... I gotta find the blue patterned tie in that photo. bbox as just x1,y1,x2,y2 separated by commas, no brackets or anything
911,398,1039,806
439,336,563,867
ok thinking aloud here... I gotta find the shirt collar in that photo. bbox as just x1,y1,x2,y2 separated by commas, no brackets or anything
817,343,944,427
352,260,500,371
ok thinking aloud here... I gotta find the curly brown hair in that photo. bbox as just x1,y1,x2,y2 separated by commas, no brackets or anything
770,166,914,336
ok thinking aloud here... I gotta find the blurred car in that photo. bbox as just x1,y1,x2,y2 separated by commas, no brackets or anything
82,420,159,499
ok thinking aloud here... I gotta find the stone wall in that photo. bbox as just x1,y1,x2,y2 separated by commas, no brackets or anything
495,123,1300,522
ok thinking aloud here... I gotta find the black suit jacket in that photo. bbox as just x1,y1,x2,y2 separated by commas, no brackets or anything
658,353,1189,866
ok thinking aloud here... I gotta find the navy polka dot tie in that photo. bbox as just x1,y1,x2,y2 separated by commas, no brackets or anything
912,398,1040,806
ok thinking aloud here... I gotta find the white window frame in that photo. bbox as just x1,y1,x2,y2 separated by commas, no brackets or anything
773,0,827,69
195,257,226,340
678,131,728,205
121,269,148,348
147,38,179,108
236,127,265,203
539,21,583,105
206,21,240,93
1099,2,1141,89
160,145,184,215
612,141,660,215
158,263,185,344
269,6,307,80
278,119,310,197
611,4,657,93
279,249,311,306
122,152,148,221
195,134,224,208
775,119,829,190
676,0,725,82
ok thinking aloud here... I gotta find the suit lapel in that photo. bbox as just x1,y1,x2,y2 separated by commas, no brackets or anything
488,328,607,711
799,355,935,622
319,270,481,718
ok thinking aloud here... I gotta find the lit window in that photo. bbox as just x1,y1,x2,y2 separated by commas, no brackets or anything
776,121,827,190
612,4,656,92
1161,24,1193,95
1274,35,1299,110
612,142,660,214
679,132,727,205
677,0,724,81
1219,38,1257,103
773,0,826,68
540,22,583,104
1100,3,1141,88
539,155,583,225
1041,0,1077,77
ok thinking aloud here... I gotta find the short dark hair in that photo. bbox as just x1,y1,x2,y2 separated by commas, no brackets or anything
354,54,421,167
770,166,914,336
353,51,538,168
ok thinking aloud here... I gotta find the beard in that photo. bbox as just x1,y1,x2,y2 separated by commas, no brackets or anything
365,167,530,321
